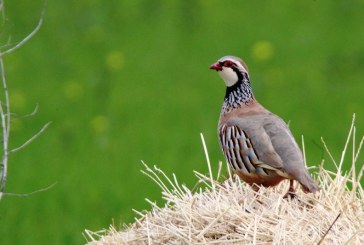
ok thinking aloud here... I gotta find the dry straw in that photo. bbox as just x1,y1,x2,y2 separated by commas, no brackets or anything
85,115,364,244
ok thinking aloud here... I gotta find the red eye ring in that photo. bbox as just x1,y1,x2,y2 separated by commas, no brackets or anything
223,60,235,68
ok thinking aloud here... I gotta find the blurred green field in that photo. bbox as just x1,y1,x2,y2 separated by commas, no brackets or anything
0,0,363,244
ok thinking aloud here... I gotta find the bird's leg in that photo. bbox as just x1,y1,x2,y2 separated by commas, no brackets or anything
283,179,297,199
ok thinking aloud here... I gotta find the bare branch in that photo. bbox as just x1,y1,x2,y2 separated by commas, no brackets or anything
0,57,9,192
0,2,47,193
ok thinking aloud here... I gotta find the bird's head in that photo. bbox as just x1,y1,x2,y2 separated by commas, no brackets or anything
210,56,249,87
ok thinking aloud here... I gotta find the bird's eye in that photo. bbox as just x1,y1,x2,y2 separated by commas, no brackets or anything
224,60,235,67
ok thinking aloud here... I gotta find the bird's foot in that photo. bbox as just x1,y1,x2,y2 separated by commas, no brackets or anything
283,191,297,199
284,179,297,199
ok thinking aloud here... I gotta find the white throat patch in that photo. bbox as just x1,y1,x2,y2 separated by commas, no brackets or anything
218,67,238,87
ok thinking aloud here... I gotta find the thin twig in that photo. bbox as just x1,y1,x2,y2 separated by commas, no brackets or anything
0,8,45,57
321,137,338,169
317,212,342,245
2,182,57,197
10,121,52,154
197,207,230,238
216,160,223,181
11,103,39,119
301,135,307,167
200,133,215,192
352,126,356,194
338,114,356,173
354,135,364,164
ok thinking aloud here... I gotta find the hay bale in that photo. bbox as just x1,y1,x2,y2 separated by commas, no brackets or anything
85,116,364,244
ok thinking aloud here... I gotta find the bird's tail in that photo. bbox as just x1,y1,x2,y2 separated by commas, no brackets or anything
298,171,320,193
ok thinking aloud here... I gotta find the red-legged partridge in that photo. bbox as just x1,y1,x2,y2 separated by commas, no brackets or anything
210,56,319,196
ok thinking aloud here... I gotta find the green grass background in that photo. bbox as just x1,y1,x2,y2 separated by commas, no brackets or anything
0,0,363,244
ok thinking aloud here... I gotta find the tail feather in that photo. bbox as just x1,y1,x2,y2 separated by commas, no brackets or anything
298,171,320,193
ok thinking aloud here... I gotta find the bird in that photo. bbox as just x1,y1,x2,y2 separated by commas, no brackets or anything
209,56,319,197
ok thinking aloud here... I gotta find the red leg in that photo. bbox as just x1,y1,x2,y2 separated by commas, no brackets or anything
284,179,296,199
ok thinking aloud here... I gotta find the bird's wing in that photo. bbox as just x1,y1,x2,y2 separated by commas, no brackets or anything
261,114,305,174
260,114,320,192
219,117,286,177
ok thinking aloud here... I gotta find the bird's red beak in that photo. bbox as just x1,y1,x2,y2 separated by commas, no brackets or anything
209,62,222,71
